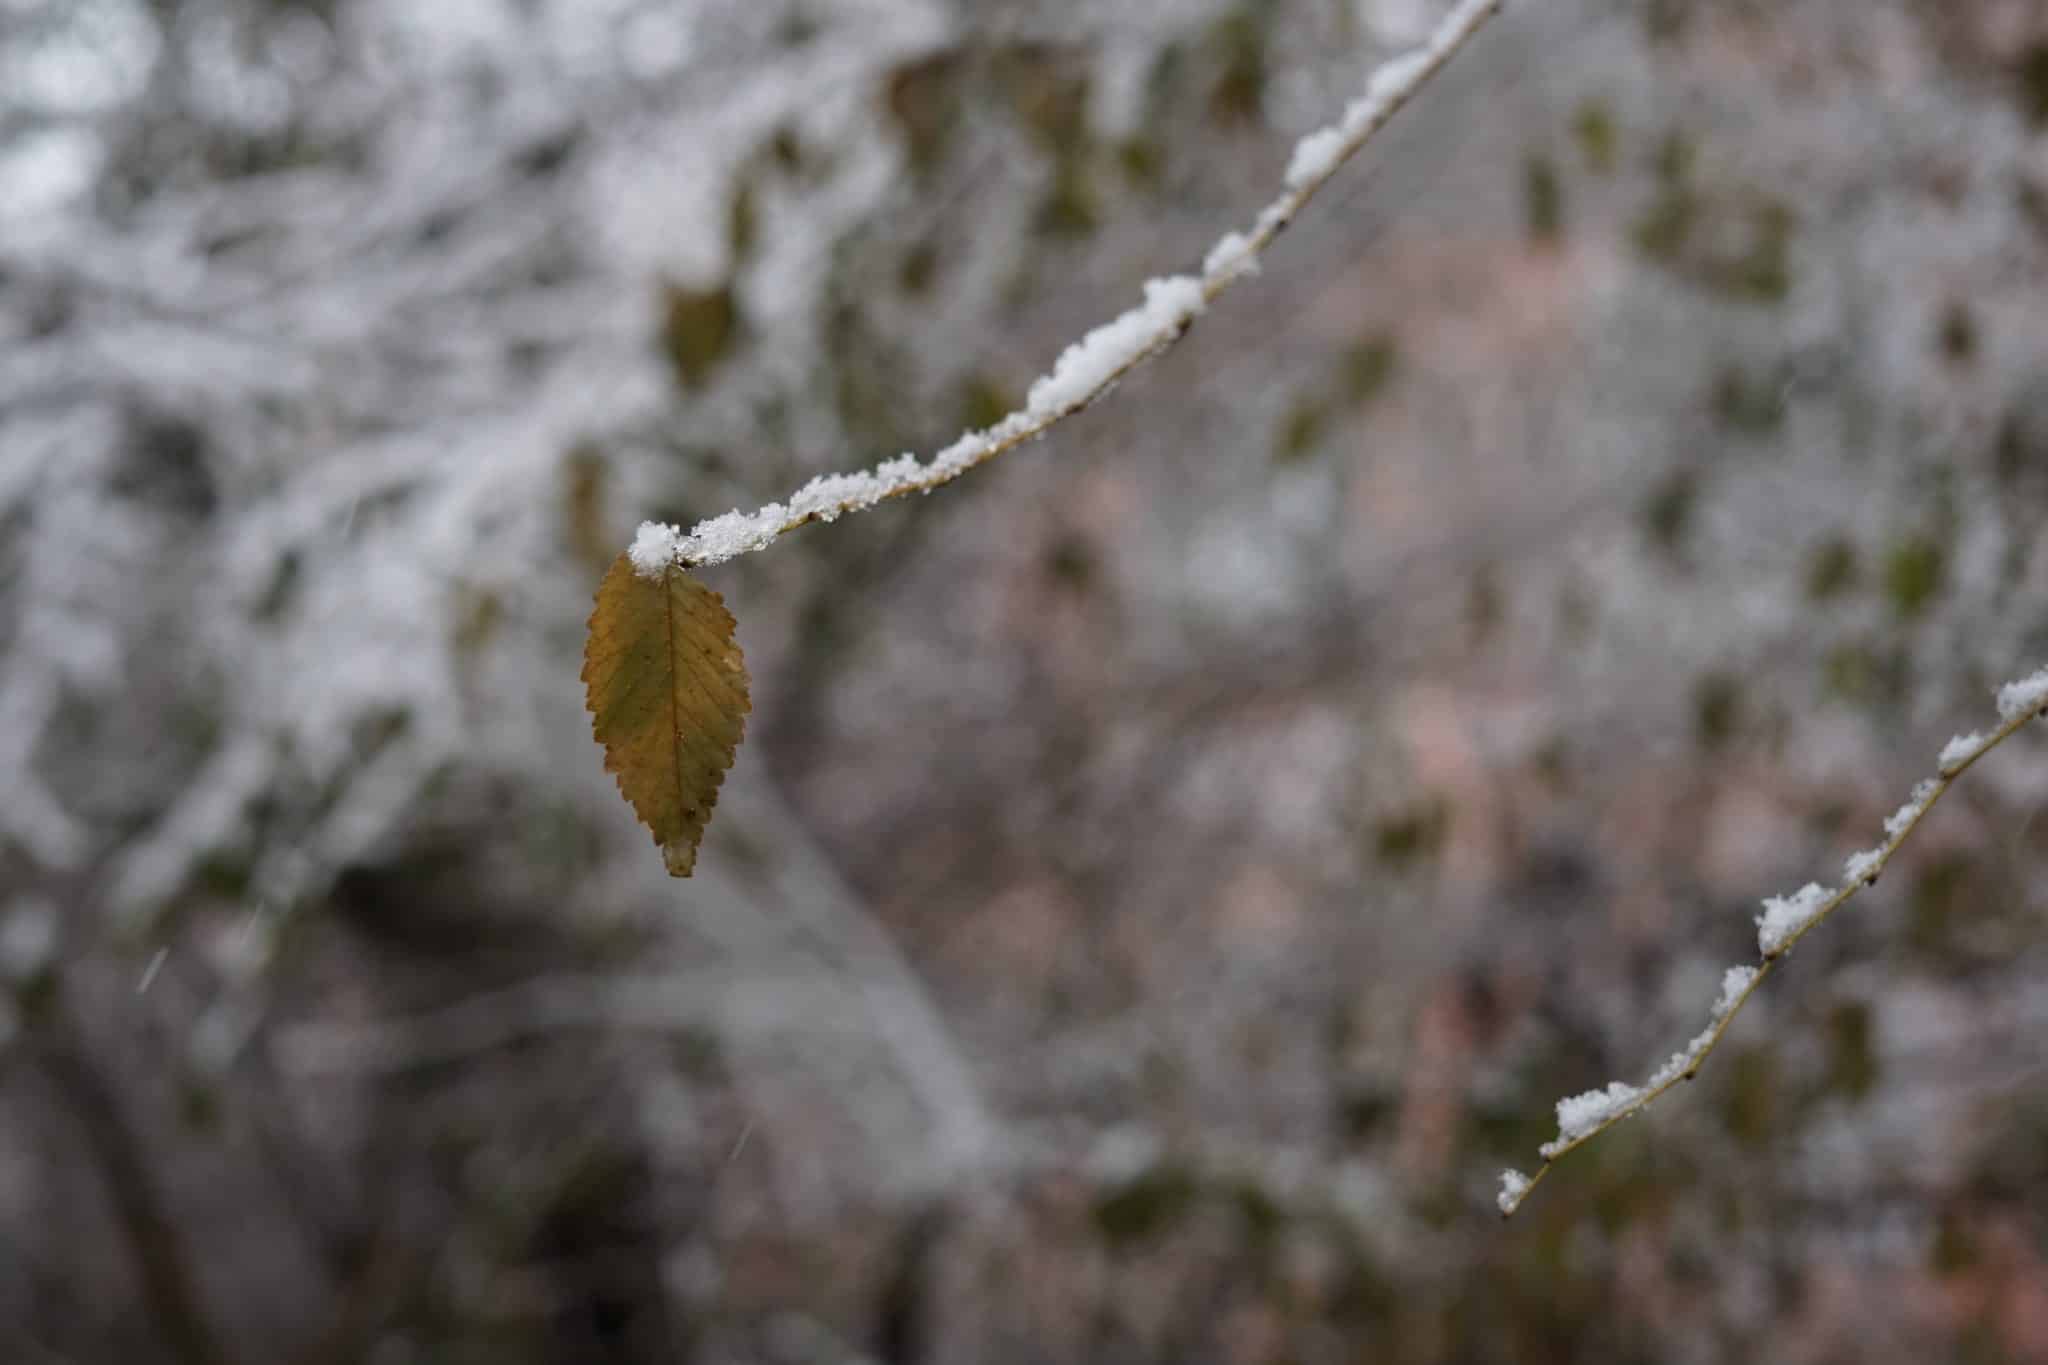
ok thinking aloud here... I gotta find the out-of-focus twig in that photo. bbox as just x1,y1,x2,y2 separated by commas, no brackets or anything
42,1007,237,1365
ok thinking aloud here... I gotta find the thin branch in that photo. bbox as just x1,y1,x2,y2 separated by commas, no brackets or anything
41,1014,238,1365
626,0,1504,576
1498,666,2048,1217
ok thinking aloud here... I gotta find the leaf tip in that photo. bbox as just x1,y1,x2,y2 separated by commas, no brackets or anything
662,840,700,878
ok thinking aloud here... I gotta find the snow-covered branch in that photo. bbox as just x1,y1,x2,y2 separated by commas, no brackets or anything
1498,664,2048,1217
626,0,1503,576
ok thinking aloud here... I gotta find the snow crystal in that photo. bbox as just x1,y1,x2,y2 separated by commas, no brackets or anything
1541,1080,1642,1157
931,415,1029,477
628,520,684,576
1882,778,1939,841
1497,1168,1530,1213
1996,665,2048,722
1026,275,1206,418
1937,731,1983,775
1842,846,1883,884
1756,881,1833,957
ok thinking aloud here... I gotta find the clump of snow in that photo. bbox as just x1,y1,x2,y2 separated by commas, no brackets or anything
1996,665,2048,722
1201,230,1260,284
1714,964,1757,1017
1497,1168,1530,1213
684,508,785,566
1541,1080,1643,1158
1369,50,1436,102
1757,881,1833,957
628,520,685,576
1027,275,1206,418
1285,127,1348,190
1843,846,1883,884
1883,778,1939,840
1938,731,1983,775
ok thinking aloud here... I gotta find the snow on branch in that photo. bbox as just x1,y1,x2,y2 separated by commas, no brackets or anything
1498,664,2048,1218
626,0,1503,577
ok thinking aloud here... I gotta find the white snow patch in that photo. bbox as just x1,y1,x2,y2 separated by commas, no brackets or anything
1996,666,2048,722
1757,881,1833,957
1497,1168,1530,1213
1714,965,1757,1017
1938,731,1983,775
1285,127,1349,189
1541,1080,1642,1158
628,520,685,577
1026,274,1206,418
1883,778,1939,840
1202,230,1260,284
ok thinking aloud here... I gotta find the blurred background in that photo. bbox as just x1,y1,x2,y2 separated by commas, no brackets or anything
4,0,2048,1360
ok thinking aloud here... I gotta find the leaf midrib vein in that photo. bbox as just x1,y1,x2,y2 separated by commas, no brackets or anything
664,567,684,829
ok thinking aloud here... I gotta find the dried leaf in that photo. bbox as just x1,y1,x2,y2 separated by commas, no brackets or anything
582,552,751,876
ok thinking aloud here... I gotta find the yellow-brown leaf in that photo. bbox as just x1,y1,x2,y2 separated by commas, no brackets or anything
582,552,751,876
